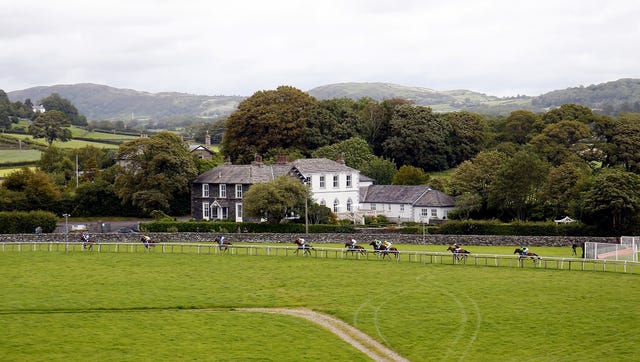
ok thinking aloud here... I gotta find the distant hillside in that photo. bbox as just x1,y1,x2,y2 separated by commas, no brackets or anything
531,78,640,113
7,83,245,121
307,82,537,115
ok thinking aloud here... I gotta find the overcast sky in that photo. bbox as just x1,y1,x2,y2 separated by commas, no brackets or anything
2,0,639,97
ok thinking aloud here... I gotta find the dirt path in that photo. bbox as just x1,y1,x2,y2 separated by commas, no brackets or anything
237,307,410,362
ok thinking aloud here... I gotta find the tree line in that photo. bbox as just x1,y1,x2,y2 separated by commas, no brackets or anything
2,86,640,234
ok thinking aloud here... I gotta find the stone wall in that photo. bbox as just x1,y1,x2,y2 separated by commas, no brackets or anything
0,232,618,247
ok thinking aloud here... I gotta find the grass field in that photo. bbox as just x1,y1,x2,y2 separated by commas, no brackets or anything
1,247,638,361
0,149,41,163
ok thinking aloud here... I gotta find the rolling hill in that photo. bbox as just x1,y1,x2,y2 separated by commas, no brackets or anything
6,79,639,123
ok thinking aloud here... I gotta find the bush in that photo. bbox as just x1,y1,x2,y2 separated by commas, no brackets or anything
0,210,58,233
141,221,356,234
434,220,605,236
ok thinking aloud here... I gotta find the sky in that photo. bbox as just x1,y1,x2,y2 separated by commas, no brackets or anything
1,0,639,97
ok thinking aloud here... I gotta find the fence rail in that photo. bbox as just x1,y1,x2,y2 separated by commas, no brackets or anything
2,242,639,274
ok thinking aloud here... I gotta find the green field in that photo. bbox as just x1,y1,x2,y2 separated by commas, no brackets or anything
0,149,41,163
1,248,638,361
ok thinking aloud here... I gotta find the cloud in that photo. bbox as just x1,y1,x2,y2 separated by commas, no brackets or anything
1,0,640,96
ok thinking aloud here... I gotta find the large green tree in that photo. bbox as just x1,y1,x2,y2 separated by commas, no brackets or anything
579,168,640,232
383,105,450,171
243,175,310,223
488,150,550,221
311,137,374,170
28,110,72,145
305,98,359,149
0,167,61,211
444,111,487,167
222,86,317,163
39,93,87,126
114,132,198,215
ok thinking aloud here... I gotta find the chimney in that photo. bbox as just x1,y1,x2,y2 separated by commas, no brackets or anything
205,130,211,148
337,152,345,164
276,155,288,164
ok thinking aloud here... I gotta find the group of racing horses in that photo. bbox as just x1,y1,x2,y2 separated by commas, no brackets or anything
82,234,541,262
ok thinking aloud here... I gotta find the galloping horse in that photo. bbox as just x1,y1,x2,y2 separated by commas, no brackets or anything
294,237,314,256
344,242,367,256
141,236,155,250
369,241,399,260
82,238,95,250
214,236,232,253
446,246,470,262
514,248,541,261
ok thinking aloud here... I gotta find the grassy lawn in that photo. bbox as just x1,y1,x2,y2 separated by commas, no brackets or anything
0,149,41,163
0,250,637,361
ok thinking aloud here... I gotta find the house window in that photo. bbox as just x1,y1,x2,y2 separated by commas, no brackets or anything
333,175,339,188
236,203,243,218
346,175,352,188
203,202,210,219
421,208,428,216
235,184,243,198
387,204,391,211
319,175,326,188
211,206,218,219
431,209,437,217
320,199,326,206
221,207,228,219
202,184,209,197
305,176,311,186
219,184,226,198
371,204,376,211
400,204,404,213
333,199,339,212
346,198,353,212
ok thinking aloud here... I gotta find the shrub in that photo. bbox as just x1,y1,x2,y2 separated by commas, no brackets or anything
0,210,58,233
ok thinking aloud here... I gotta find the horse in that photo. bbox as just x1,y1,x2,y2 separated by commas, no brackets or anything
446,246,470,262
294,238,314,256
369,241,399,260
344,242,366,256
214,236,232,253
514,248,541,261
141,236,155,250
82,238,95,251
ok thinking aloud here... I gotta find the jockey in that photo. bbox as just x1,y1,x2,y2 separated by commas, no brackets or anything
347,236,357,249
381,240,392,250
141,235,152,245
453,243,461,253
521,246,529,255
218,235,225,245
81,231,90,243
374,239,382,249
298,237,306,248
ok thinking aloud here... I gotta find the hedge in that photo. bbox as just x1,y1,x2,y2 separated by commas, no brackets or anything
141,221,356,234
0,210,58,234
430,220,605,236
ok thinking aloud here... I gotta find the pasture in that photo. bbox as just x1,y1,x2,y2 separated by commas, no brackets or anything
0,248,638,361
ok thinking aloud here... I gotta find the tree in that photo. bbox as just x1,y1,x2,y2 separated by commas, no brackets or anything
488,150,549,221
360,156,397,185
530,120,592,165
221,86,317,163
538,160,591,219
305,98,359,149
39,93,87,126
311,137,374,170
499,110,539,144
392,165,429,185
1,167,61,211
114,132,198,215
444,111,487,166
383,105,450,171
28,110,72,145
579,168,640,232
243,176,310,223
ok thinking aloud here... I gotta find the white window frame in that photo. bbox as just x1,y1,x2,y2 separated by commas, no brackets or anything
431,209,438,217
319,175,326,188
333,199,339,212
235,184,243,198
421,208,429,216
219,184,226,198
346,198,352,212
202,202,210,220
333,175,339,188
202,184,209,197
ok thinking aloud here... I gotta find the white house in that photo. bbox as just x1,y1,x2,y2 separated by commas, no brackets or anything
190,157,360,222
359,185,455,223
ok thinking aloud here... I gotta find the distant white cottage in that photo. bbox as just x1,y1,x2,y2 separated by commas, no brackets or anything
359,185,455,223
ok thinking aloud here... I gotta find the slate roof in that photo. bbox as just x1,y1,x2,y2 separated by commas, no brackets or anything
361,185,455,207
192,164,290,184
290,158,357,175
